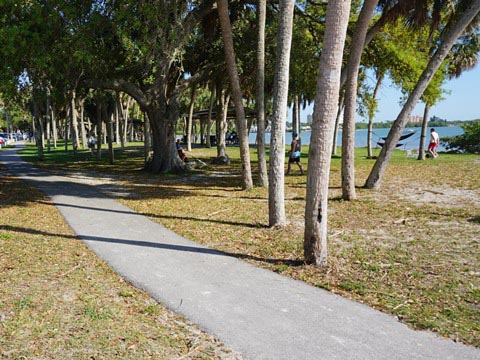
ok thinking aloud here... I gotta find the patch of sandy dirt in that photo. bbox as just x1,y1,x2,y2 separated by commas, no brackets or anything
390,183,480,209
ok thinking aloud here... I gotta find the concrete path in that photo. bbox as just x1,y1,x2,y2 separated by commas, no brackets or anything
1,145,479,360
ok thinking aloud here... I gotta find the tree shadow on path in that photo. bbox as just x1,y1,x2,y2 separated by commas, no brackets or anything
0,225,304,267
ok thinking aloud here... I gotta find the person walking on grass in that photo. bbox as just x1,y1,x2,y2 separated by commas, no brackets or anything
87,132,97,154
286,132,304,175
428,128,440,158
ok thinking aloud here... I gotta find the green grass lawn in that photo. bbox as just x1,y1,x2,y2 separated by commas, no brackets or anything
13,141,480,347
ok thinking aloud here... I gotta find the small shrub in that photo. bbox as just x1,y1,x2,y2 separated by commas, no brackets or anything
442,121,480,154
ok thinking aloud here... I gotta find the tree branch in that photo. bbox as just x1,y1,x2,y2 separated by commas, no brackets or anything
82,79,149,108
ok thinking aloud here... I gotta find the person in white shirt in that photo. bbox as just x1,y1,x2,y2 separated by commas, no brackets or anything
428,128,440,158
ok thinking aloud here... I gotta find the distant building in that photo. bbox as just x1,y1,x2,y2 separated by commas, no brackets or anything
408,115,423,123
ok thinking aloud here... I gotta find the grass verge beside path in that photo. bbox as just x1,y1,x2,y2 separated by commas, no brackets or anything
19,143,480,347
0,168,239,359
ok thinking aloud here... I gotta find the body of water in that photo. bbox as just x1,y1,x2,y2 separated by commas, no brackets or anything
249,126,464,151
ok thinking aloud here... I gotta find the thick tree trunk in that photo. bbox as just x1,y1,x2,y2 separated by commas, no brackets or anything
365,0,480,189
217,0,253,190
268,0,296,226
418,103,430,160
341,0,379,201
304,0,351,266
145,96,184,173
256,0,268,187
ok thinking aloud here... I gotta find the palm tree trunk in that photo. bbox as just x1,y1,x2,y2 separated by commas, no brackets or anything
79,99,87,149
65,107,70,153
217,0,253,190
71,92,80,156
124,95,131,144
46,89,51,153
216,89,229,158
341,0,379,201
144,112,151,164
268,0,296,227
418,103,430,160
51,106,57,148
304,0,351,266
367,73,384,158
33,100,44,161
365,0,480,189
256,0,268,187
331,91,344,156
186,86,196,151
116,93,126,151
292,95,300,135
200,118,206,145
96,102,102,160
206,83,216,148
107,111,114,165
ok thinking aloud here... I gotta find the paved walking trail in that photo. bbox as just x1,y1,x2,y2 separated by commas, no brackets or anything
1,145,479,360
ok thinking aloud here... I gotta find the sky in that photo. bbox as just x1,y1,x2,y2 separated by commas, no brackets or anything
298,64,480,123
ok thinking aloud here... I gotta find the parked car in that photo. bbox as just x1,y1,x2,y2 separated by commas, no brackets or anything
0,133,12,146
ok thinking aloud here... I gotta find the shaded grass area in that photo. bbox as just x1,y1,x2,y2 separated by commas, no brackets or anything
0,169,239,359
19,143,480,347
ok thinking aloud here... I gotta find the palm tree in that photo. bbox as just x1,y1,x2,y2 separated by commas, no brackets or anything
304,0,352,265
341,0,379,200
217,0,253,190
269,0,296,227
366,0,480,189
447,31,480,78
256,0,268,187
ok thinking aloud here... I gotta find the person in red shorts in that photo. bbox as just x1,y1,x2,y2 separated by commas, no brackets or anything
428,128,440,158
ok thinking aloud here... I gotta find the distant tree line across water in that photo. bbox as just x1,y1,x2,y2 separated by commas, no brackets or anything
354,117,479,130
287,117,478,131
